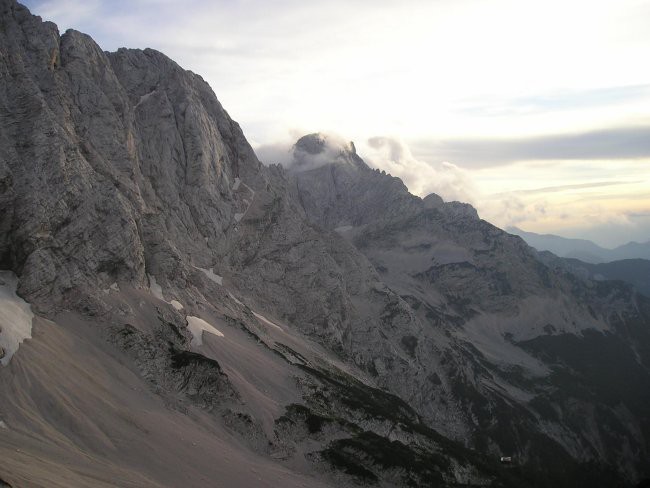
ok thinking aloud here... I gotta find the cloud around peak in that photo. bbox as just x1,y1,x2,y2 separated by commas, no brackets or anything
410,124,650,168
254,132,359,172
361,136,478,204
254,132,479,204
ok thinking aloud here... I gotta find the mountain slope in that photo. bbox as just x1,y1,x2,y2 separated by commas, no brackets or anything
289,134,650,485
538,254,650,297
0,3,521,486
1,3,649,487
508,227,650,263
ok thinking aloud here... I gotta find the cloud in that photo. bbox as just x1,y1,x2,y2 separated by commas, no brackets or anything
254,133,479,203
409,125,650,168
26,0,102,30
253,132,356,172
495,180,642,196
253,141,295,167
458,84,650,117
479,193,541,227
360,136,478,203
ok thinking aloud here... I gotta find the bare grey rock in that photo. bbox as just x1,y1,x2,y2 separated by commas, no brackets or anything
284,132,650,483
1,2,649,487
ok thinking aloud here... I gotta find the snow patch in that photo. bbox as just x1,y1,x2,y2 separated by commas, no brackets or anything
253,311,282,330
335,225,353,233
186,316,224,347
135,90,154,108
232,180,256,224
228,292,244,306
195,266,223,285
148,275,185,312
103,282,120,295
148,274,165,301
232,177,241,191
0,420,6,429
0,271,34,366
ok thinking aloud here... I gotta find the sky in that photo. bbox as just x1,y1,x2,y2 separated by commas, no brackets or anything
23,0,650,247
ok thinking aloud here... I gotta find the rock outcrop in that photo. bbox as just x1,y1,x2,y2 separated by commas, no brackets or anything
0,2,649,487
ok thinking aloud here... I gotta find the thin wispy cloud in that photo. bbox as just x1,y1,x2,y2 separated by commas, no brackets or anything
458,85,650,117
410,125,650,168
493,180,642,197
29,0,102,29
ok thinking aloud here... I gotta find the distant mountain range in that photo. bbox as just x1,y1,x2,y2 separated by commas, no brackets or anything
537,253,650,297
508,227,650,263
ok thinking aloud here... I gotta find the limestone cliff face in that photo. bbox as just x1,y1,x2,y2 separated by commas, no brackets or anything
1,2,649,487
0,0,260,311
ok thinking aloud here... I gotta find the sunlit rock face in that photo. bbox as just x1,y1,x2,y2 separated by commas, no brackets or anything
0,1,649,487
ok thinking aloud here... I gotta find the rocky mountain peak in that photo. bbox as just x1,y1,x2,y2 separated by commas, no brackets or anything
294,132,328,155
422,192,444,208
291,132,363,171
289,133,483,230
288,133,422,229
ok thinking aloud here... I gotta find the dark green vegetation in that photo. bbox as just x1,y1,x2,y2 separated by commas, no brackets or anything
558,257,650,297
322,431,447,487
110,321,239,409
277,403,358,435
280,363,530,487
275,347,643,487
521,329,650,464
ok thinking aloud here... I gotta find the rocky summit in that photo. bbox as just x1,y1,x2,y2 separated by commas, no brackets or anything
1,2,649,487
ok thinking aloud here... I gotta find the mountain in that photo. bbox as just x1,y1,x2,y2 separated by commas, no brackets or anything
1,2,650,487
508,227,650,263
538,254,650,297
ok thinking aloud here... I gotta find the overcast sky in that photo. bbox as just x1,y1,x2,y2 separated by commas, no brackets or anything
23,0,650,247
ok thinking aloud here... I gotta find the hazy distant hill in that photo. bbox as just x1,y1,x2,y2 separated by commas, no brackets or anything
538,253,650,297
574,259,650,297
508,227,650,263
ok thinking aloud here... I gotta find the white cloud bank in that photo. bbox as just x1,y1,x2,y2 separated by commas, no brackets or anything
360,136,478,204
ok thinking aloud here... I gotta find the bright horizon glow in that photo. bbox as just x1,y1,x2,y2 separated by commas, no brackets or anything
22,0,650,247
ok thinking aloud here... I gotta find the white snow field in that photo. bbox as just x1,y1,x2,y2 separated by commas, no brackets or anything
148,274,185,311
186,316,224,347
252,311,283,330
194,266,223,285
0,271,34,366
148,273,165,301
